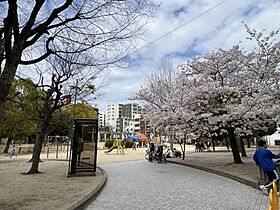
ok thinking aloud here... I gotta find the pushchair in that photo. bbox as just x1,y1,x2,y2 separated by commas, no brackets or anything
145,145,166,163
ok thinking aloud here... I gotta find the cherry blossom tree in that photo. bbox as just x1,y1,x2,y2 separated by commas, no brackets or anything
180,27,280,163
133,60,178,148
133,61,174,126
135,27,280,164
134,60,200,150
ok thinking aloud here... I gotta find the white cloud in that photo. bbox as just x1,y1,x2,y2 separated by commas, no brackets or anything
95,0,280,112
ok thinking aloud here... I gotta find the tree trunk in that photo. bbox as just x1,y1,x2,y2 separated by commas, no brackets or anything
174,135,182,152
227,127,243,164
240,137,247,157
170,135,174,150
225,137,230,151
3,137,12,153
247,137,251,148
179,141,183,153
211,137,215,152
0,59,20,126
182,137,186,160
27,118,49,174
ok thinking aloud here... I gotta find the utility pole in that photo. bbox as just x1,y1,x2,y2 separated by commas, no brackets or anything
68,79,79,174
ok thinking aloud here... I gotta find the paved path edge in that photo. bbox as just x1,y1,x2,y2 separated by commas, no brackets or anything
167,160,258,189
67,166,107,210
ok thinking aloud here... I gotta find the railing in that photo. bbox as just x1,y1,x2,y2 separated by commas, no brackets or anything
42,144,70,160
268,179,279,210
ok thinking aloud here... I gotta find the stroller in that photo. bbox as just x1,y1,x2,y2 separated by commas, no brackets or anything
146,145,166,163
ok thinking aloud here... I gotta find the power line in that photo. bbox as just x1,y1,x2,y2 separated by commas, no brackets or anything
14,0,229,81
15,72,37,81
133,0,229,54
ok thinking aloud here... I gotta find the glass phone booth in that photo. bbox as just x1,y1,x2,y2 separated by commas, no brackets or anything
68,118,98,176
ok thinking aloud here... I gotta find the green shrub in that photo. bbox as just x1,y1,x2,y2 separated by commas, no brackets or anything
124,140,133,148
105,140,113,148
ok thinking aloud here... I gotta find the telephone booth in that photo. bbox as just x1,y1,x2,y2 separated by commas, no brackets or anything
68,118,98,176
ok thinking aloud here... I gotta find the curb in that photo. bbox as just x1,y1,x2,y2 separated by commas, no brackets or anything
167,160,258,189
67,166,107,210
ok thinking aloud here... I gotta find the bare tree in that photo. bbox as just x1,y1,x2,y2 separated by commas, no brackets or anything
27,53,99,174
0,0,155,126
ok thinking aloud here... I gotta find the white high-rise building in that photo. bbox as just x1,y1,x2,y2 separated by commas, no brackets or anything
98,112,106,127
105,103,149,137
106,103,123,132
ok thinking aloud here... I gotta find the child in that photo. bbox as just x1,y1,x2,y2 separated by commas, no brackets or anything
132,141,137,150
253,140,280,195
9,145,17,158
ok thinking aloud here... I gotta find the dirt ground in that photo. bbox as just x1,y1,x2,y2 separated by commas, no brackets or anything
0,147,147,210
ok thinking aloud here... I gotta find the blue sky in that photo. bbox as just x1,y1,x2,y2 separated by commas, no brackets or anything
93,0,280,112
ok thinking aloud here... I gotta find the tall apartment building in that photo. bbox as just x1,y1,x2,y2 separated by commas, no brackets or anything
121,103,142,119
98,112,106,128
105,103,152,137
119,103,142,134
134,114,150,134
106,103,123,132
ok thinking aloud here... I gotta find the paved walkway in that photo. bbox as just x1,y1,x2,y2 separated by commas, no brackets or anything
167,146,280,189
86,160,269,210
1,145,278,209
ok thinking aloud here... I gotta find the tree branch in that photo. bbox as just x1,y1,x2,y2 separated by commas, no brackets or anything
20,36,54,65
21,0,45,39
24,0,74,41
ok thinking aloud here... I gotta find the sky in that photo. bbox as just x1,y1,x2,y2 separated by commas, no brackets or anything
92,0,280,112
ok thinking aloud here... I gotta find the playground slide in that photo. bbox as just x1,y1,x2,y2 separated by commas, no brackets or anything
104,145,118,153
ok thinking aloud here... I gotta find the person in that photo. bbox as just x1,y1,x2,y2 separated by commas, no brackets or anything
173,148,182,158
253,140,280,195
148,142,155,162
156,144,163,160
132,141,137,150
199,141,205,151
225,140,231,151
194,141,198,152
9,145,17,158
165,147,175,158
205,141,211,151
149,142,155,153
77,139,84,166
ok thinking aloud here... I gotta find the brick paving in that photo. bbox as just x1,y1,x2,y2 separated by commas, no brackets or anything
86,160,269,210
168,146,280,188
